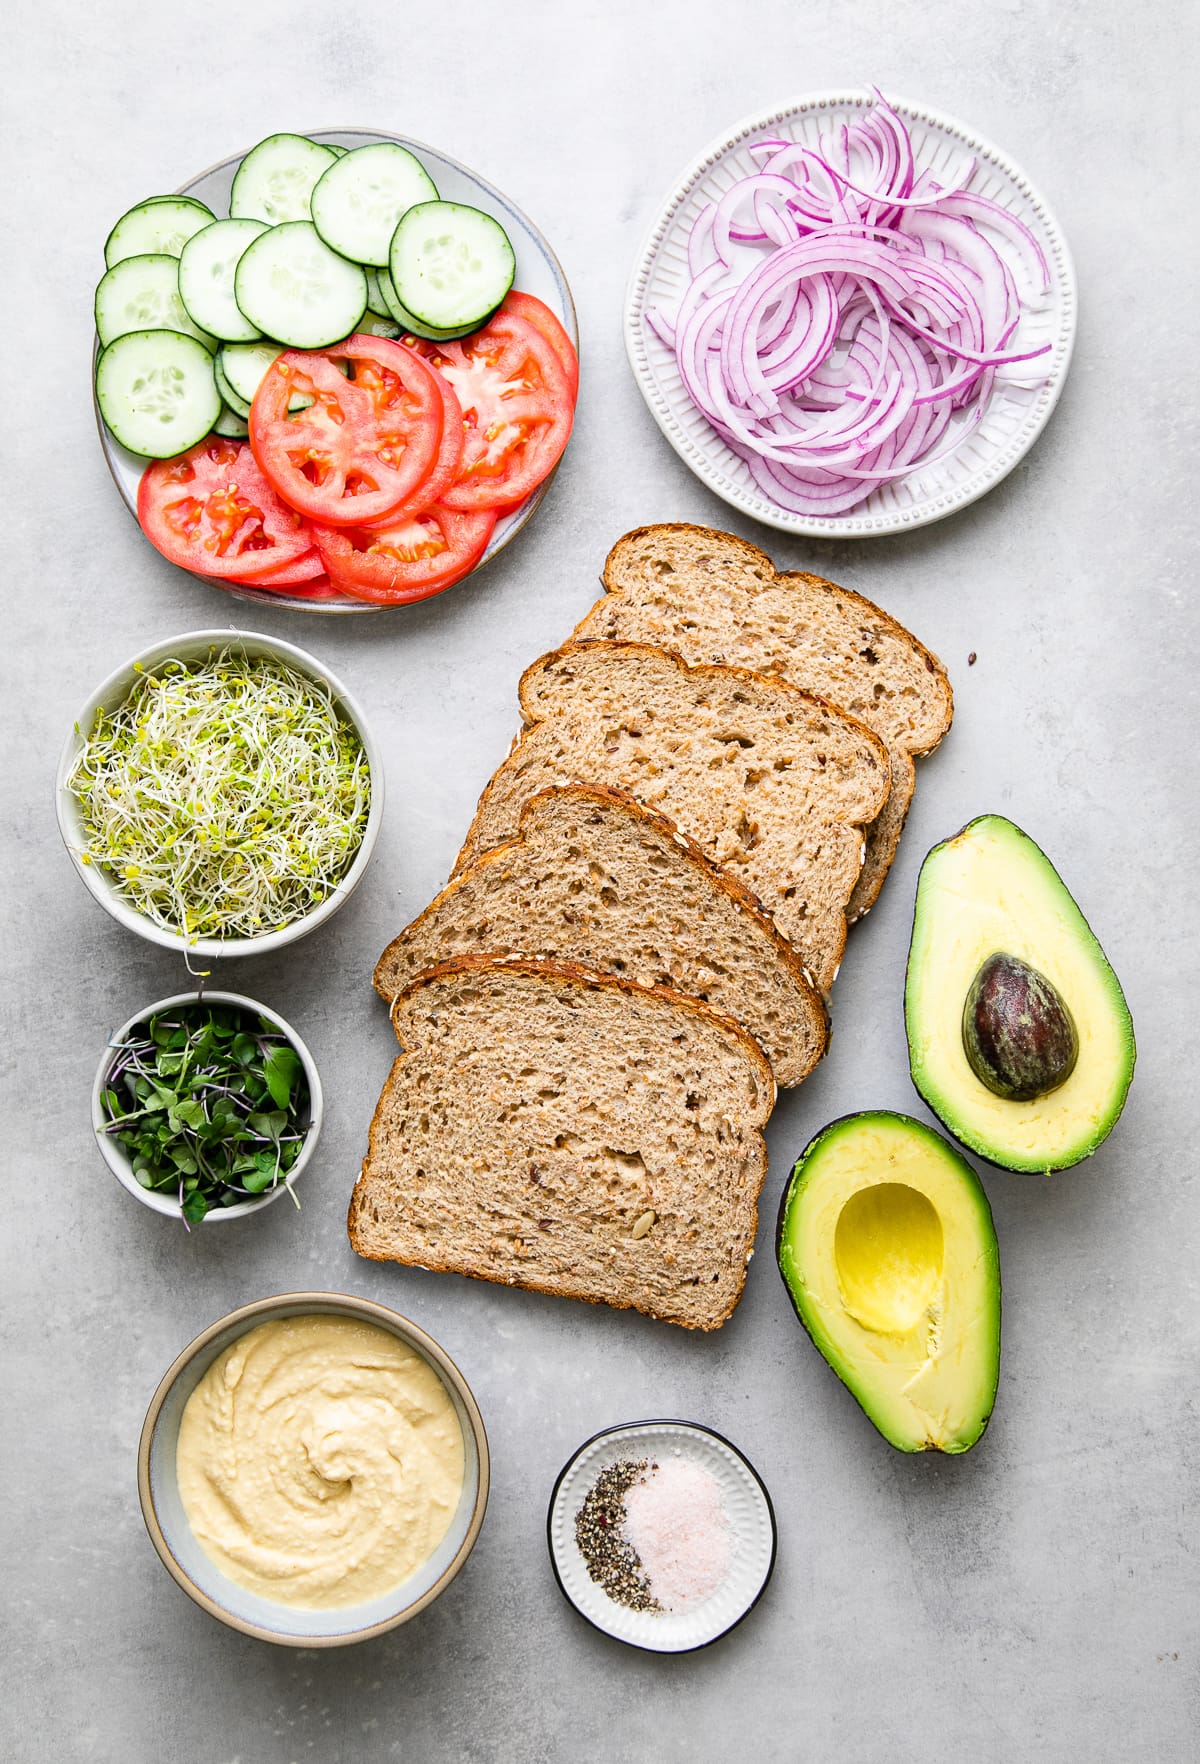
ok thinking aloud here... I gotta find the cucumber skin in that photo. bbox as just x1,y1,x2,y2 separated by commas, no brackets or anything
96,329,221,459
388,200,515,332
218,345,313,414
216,342,283,406
213,404,250,438
176,218,267,345
233,221,367,350
104,197,216,270
309,141,438,268
95,253,218,353
213,361,252,419
229,134,339,225
375,267,481,341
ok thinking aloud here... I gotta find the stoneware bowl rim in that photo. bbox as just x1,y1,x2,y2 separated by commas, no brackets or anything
138,1291,490,1646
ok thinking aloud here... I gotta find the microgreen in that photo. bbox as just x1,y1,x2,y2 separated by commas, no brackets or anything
67,648,370,942
100,1002,312,1226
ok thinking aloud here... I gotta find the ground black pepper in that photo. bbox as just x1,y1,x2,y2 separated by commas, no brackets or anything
575,1459,663,1612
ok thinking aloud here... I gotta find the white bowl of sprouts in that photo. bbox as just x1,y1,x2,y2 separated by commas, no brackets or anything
56,630,383,961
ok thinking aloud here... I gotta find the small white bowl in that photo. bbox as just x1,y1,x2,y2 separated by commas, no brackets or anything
56,628,384,960
139,1293,490,1645
93,990,324,1222
548,1419,777,1653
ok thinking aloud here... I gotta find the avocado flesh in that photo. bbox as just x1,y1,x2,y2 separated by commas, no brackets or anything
906,816,1135,1173
778,1113,1000,1455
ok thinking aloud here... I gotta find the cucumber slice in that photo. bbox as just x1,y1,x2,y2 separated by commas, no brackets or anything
213,359,252,419
359,310,402,339
104,197,216,269
324,143,348,157
230,133,338,225
310,142,438,267
177,218,268,343
95,330,220,458
375,267,478,340
95,254,217,351
389,200,515,332
234,222,367,349
213,403,250,439
218,342,313,413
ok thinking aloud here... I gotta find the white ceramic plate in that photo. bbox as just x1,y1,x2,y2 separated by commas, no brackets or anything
95,128,577,613
547,1420,776,1652
625,91,1076,537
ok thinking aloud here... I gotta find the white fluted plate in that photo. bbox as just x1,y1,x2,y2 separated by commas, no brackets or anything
625,90,1076,537
547,1420,776,1653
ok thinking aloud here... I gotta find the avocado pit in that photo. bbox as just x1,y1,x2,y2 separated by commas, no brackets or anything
962,951,1079,1103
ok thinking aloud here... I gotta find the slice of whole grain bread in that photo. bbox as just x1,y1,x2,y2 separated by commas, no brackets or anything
373,784,828,1087
575,523,953,918
453,641,889,992
348,956,776,1330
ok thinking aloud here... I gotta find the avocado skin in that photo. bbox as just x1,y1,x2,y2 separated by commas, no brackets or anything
905,815,1136,1174
963,951,1079,1101
776,1112,1001,1456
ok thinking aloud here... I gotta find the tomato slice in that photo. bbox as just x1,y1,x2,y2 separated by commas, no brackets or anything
235,546,325,587
359,368,464,530
314,504,497,604
138,437,313,580
248,334,444,526
498,291,579,400
262,573,341,600
407,312,573,513
203,568,339,599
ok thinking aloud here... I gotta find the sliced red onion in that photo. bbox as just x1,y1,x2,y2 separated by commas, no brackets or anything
647,92,1052,515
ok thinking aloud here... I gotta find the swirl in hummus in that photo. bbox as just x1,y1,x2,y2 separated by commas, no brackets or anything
176,1315,465,1610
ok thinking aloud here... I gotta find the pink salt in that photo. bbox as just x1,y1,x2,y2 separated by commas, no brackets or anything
621,1457,733,1612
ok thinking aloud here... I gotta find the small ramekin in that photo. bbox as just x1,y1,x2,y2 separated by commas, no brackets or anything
93,990,323,1223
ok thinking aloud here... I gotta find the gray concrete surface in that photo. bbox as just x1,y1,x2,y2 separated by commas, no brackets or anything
3,3,1197,1759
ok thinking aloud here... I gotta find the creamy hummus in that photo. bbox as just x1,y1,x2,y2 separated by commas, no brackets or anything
176,1315,465,1610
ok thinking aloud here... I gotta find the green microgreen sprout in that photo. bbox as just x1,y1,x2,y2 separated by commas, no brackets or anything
100,1002,312,1226
67,649,370,942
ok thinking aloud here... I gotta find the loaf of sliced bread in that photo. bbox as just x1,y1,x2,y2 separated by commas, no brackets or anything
575,524,954,918
348,957,776,1330
373,784,828,1087
453,641,889,992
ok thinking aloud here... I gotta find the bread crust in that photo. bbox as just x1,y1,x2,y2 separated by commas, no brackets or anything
372,781,829,1082
515,638,895,760
388,951,778,1097
349,955,775,1330
452,639,889,991
582,524,952,916
594,522,954,756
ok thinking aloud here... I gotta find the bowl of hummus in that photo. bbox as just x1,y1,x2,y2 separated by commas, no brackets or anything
138,1293,489,1645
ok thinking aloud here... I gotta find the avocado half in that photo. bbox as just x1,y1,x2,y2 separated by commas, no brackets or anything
905,816,1135,1173
777,1112,1000,1454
